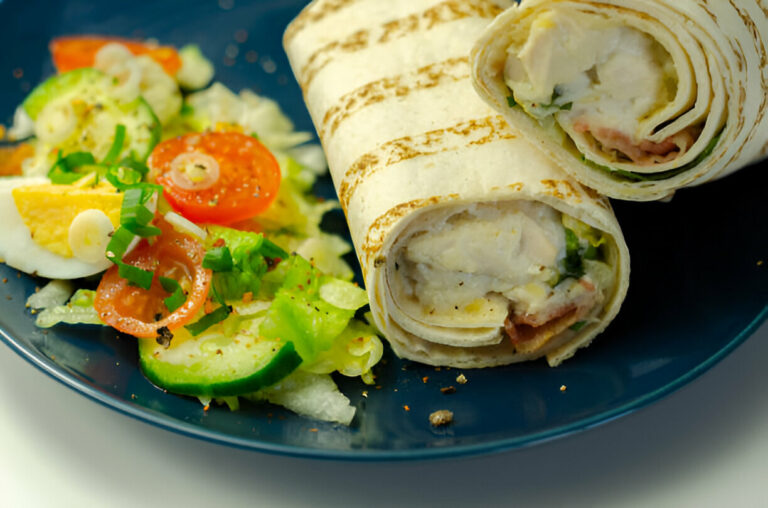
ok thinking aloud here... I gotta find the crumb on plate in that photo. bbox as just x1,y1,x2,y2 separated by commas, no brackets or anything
429,410,454,427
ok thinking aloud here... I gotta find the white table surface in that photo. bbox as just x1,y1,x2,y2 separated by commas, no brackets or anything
0,321,765,508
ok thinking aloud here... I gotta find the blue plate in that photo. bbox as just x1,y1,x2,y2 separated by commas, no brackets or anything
1,0,766,461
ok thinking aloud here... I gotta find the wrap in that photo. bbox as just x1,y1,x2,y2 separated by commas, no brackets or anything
471,0,768,201
284,0,630,367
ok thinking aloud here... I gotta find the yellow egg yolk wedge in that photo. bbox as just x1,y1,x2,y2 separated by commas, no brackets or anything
12,181,123,257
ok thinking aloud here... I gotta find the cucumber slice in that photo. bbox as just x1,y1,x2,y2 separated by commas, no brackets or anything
22,68,160,162
138,323,302,398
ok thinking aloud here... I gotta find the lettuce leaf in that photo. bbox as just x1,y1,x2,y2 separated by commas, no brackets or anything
258,255,366,363
35,289,102,328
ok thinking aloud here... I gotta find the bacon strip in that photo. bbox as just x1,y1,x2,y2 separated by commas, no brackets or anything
574,122,700,166
504,283,600,354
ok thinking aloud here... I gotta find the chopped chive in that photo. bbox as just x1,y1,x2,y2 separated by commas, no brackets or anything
105,226,135,261
260,238,289,259
120,187,161,237
49,167,86,184
117,157,149,176
185,305,232,336
47,150,96,184
62,151,96,168
203,246,234,272
159,276,187,312
583,244,600,260
105,165,144,189
180,103,194,116
117,262,154,290
570,321,588,332
102,124,126,165
506,95,517,108
105,226,155,290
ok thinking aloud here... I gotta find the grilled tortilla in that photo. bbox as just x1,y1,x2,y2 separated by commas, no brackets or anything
472,0,768,201
284,0,630,367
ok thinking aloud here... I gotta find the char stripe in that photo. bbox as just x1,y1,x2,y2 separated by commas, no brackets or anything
298,0,503,92
321,56,470,139
284,0,361,46
339,115,516,211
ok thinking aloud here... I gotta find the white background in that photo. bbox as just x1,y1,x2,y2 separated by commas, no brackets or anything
0,321,766,508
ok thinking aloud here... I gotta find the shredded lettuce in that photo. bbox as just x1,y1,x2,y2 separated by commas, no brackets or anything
176,44,215,91
553,215,610,286
294,233,354,281
26,280,75,310
185,83,313,152
256,154,337,237
35,289,102,328
259,255,365,363
302,319,383,385
246,370,356,425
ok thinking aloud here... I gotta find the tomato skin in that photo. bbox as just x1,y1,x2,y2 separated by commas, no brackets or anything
50,36,182,75
149,132,281,225
94,219,211,338
0,144,34,176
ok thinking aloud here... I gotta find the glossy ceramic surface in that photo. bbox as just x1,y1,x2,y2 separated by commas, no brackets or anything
0,0,766,461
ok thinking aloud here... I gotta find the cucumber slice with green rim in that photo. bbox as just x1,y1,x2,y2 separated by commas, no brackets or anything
138,323,303,398
23,68,160,162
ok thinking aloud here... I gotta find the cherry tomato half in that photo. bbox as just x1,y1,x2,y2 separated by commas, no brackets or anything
51,36,182,76
94,218,211,338
149,132,281,225
0,143,34,176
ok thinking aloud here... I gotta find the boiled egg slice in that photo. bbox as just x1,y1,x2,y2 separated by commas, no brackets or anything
0,176,143,279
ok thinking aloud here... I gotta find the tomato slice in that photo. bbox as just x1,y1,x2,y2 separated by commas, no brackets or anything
50,36,182,76
149,132,281,225
0,143,34,176
94,218,211,338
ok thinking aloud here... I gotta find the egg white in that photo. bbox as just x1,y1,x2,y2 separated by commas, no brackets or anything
0,176,128,279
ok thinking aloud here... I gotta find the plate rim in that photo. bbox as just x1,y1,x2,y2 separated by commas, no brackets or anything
1,305,765,462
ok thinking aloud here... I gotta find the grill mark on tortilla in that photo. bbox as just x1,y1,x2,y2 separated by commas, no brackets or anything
298,0,503,91
729,0,768,155
361,197,447,265
321,57,470,139
284,0,360,46
540,179,582,203
338,115,516,210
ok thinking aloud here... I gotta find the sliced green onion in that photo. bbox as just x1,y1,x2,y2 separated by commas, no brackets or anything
47,150,96,184
185,305,232,336
105,226,154,290
583,244,600,260
62,151,96,168
203,247,234,272
49,166,86,184
105,165,144,190
118,157,149,176
180,103,194,116
105,226,135,260
117,262,154,290
260,238,289,260
120,187,161,237
102,124,126,165
570,321,588,332
506,95,517,108
159,276,187,312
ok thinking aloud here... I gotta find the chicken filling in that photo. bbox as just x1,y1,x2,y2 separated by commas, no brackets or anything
393,201,614,353
504,8,699,166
